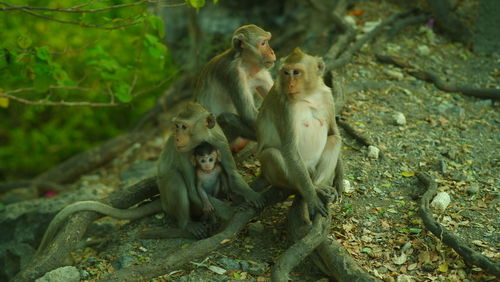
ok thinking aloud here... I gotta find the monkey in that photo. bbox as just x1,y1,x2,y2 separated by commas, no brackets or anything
191,142,228,223
194,24,276,152
256,48,344,221
36,103,264,254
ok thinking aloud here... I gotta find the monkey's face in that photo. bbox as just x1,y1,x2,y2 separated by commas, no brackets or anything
174,121,193,152
257,36,276,68
196,152,218,172
280,65,307,98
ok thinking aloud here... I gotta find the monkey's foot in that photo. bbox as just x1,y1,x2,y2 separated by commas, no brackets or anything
230,137,249,153
186,222,210,239
317,185,339,204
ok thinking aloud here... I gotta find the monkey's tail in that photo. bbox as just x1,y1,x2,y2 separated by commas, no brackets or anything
36,199,162,255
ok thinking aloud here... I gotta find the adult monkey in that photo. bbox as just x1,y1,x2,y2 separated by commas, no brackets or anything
256,48,344,220
195,24,276,151
37,103,263,253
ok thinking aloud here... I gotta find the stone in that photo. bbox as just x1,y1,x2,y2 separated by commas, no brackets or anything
430,192,451,211
35,266,80,282
368,145,380,159
393,112,406,125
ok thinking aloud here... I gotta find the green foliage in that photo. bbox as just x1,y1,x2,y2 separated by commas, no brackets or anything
0,0,178,180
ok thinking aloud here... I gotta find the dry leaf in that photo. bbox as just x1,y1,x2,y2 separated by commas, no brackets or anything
401,171,415,177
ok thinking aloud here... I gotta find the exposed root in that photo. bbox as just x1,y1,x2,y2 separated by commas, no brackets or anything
99,189,287,282
416,172,500,276
271,200,329,282
376,54,500,100
12,177,159,282
287,198,380,281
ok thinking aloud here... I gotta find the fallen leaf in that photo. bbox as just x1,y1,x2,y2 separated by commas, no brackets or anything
392,253,407,265
208,265,226,275
438,263,448,272
0,97,8,108
220,239,231,244
401,171,415,177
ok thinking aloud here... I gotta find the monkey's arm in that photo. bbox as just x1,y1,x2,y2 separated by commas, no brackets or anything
227,70,258,128
196,177,214,214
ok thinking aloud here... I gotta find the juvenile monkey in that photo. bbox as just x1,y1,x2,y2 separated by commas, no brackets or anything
195,24,276,151
37,103,264,253
256,48,344,220
191,142,228,220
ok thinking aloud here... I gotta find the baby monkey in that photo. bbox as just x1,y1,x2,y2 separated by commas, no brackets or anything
192,142,228,223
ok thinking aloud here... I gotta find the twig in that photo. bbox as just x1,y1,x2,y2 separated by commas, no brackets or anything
376,54,500,100
416,172,500,276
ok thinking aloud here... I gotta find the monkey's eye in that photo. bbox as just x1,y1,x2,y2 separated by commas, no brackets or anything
209,157,214,162
293,70,300,75
261,40,267,46
201,159,206,163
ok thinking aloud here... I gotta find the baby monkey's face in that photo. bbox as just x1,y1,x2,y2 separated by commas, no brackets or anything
196,151,218,172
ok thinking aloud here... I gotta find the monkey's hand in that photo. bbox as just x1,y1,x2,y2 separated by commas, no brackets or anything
202,200,215,214
246,191,265,209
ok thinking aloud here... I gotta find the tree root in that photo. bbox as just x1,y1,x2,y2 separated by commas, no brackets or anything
416,172,500,276
13,177,159,282
99,189,288,282
271,200,329,282
337,118,373,148
329,10,415,70
287,199,380,281
376,54,500,100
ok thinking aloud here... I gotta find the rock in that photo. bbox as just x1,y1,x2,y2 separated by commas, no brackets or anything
35,266,80,282
239,260,249,272
247,261,268,276
417,45,431,56
80,269,90,280
367,145,380,159
247,221,264,237
383,69,404,80
343,180,354,193
0,242,35,281
218,257,240,271
430,192,451,211
112,254,135,270
467,183,480,194
393,112,406,125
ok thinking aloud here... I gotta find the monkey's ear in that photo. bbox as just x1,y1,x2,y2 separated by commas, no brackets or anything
232,34,245,51
317,58,325,76
216,150,221,162
206,114,216,129
190,155,197,166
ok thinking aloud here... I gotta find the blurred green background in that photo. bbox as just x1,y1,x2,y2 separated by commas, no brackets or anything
0,0,180,180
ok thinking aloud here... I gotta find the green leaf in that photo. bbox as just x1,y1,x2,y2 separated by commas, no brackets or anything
362,247,372,253
148,15,165,38
409,228,422,234
401,171,415,177
188,0,206,8
114,83,132,102
36,46,50,61
17,35,32,49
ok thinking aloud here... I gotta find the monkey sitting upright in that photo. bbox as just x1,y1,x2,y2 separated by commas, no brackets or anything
191,142,228,223
195,24,276,152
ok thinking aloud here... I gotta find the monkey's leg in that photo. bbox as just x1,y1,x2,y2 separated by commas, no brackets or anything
312,135,342,202
260,147,322,221
159,172,208,239
217,113,256,140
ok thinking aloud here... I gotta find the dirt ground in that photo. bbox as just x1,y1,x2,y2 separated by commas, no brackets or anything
56,2,499,281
